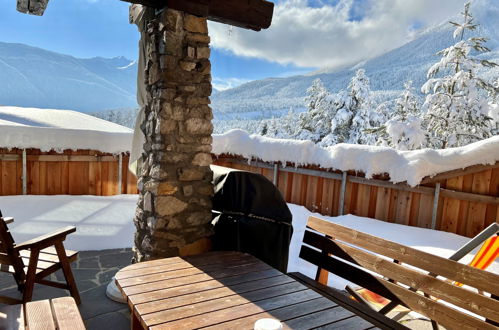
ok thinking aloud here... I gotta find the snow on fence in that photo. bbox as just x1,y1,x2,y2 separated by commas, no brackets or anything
211,131,499,238
0,148,137,196
213,156,498,238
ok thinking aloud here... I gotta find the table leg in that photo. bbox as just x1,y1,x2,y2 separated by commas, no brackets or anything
131,311,142,330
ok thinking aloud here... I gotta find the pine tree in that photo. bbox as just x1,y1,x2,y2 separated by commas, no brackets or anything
329,69,378,145
375,81,426,150
295,78,334,143
422,2,497,149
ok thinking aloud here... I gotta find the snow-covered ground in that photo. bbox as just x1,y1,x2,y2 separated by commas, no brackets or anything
1,194,496,290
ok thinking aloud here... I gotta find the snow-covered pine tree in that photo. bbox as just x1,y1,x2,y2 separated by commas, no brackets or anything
375,81,426,150
295,78,334,143
422,2,498,149
329,69,378,145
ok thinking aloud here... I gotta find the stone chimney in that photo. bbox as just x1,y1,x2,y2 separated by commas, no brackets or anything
133,8,214,262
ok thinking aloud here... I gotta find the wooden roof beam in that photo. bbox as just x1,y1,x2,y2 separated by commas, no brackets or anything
120,0,274,31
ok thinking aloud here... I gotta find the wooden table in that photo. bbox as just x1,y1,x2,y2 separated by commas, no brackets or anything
115,251,377,329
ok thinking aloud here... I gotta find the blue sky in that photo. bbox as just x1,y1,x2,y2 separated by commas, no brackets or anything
0,0,311,90
0,0,466,90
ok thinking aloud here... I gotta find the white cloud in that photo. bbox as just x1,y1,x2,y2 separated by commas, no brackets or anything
212,77,251,91
208,0,469,69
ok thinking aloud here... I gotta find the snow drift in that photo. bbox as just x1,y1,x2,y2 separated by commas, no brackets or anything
213,129,499,186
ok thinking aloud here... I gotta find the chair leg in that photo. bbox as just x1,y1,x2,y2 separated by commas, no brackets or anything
54,241,81,305
23,249,39,303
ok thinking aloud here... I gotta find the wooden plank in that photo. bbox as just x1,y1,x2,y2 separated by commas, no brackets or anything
46,162,62,195
123,262,271,296
119,257,263,287
121,0,275,31
51,297,85,330
141,281,307,327
367,186,377,219
126,268,282,306
319,315,374,329
420,162,499,184
149,290,321,329
408,192,420,227
25,300,56,330
457,174,474,236
283,305,354,329
306,216,499,296
387,189,398,223
394,190,411,225
0,304,25,330
116,251,250,277
135,275,295,315
202,297,338,330
374,187,390,221
466,170,492,237
356,184,370,217
305,175,318,212
485,167,499,227
417,193,433,228
441,176,464,233
303,230,499,322
316,176,324,213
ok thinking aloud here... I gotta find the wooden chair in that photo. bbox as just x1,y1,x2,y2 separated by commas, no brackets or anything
0,217,80,305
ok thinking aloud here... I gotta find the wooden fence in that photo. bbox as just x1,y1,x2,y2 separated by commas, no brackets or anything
214,156,499,238
0,148,137,196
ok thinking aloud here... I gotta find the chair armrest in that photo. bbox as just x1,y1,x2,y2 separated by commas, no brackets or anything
14,226,76,251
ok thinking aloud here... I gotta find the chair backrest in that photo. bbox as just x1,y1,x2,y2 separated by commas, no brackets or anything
299,216,499,330
0,218,26,284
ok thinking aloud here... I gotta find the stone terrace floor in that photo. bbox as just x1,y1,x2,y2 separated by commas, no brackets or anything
0,248,133,330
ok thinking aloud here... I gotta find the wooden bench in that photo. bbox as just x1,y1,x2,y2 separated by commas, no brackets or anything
0,217,80,304
289,216,499,329
0,297,85,330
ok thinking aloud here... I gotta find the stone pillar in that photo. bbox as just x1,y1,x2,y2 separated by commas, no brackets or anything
133,8,214,262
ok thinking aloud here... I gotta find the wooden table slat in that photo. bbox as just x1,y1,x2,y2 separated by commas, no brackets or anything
117,251,244,274
150,289,322,329
283,306,354,329
119,256,261,287
141,281,308,327
202,297,338,330
25,300,56,330
124,264,273,298
317,315,375,330
135,274,295,315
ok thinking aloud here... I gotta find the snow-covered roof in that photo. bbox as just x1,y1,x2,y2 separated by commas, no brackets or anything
0,106,133,153
213,129,499,186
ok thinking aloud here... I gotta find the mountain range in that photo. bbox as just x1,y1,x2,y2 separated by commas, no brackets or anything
0,0,497,117
211,0,499,119
0,42,137,112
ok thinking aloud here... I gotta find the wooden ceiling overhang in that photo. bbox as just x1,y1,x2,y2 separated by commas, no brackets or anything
120,0,274,31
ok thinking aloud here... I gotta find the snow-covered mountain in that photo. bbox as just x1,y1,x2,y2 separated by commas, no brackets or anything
0,42,138,112
211,0,499,119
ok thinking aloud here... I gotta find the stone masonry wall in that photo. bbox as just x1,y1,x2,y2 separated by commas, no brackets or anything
133,8,214,262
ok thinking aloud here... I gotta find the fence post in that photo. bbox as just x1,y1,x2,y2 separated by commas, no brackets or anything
22,149,27,195
273,163,279,185
118,153,123,195
431,182,441,229
338,171,347,215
